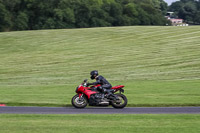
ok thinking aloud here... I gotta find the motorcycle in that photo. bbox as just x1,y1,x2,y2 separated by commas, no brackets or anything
71,79,127,108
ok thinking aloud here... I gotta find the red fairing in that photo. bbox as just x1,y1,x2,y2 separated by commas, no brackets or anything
76,84,124,99
76,85,85,93
111,85,124,90
84,91,97,99
76,85,98,99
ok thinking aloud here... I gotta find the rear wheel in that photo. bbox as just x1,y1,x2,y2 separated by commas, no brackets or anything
111,94,127,109
71,94,88,108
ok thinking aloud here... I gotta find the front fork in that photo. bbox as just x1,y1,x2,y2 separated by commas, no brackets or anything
78,93,84,99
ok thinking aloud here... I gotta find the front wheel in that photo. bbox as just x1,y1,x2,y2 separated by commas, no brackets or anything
71,94,88,108
111,94,127,109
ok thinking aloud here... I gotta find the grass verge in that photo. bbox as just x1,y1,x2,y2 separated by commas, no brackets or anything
1,80,200,107
0,114,200,133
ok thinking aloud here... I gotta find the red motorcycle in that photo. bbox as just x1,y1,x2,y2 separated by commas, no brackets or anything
71,79,127,108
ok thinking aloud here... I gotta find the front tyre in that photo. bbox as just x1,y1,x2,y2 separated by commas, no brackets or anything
71,94,88,108
111,94,127,109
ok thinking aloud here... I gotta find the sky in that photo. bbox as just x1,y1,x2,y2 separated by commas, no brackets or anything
164,0,179,5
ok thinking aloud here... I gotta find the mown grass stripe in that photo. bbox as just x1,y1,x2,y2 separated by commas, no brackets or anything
0,26,200,106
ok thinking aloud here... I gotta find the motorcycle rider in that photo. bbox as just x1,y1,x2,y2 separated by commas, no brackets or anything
87,70,113,99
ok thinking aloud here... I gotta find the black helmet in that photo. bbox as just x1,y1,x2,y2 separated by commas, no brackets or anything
90,70,98,80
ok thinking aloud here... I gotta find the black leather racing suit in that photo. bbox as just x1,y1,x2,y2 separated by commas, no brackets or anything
89,75,112,92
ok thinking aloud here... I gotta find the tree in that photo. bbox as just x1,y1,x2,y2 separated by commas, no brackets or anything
0,1,12,31
109,2,124,25
0,0,172,31
137,7,151,25
169,0,199,24
193,11,200,24
124,3,138,17
159,0,168,15
0,0,21,31
73,0,92,28
89,5,111,27
14,11,29,30
53,8,75,28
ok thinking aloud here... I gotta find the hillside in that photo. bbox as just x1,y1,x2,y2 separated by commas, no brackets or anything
0,26,200,106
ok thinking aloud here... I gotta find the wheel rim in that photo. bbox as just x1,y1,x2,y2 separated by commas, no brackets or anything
113,96,125,106
74,96,86,107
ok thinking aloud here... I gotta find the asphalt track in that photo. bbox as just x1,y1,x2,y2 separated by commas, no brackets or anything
0,106,200,114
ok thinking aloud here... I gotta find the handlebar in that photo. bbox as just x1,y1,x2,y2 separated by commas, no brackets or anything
82,79,88,87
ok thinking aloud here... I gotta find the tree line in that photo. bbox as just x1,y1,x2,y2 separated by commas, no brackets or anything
169,0,200,24
0,0,170,31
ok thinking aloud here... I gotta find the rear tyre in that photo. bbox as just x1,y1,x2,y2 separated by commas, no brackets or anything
71,94,88,108
111,94,127,109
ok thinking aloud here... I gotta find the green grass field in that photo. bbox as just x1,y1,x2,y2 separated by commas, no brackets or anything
0,114,200,133
0,26,200,106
